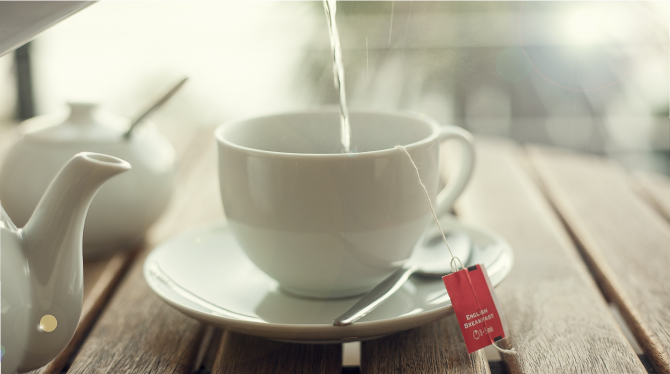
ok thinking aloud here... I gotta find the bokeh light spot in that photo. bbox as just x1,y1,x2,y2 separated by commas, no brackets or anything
496,47,532,83
1,345,5,361
40,315,58,332
563,7,604,45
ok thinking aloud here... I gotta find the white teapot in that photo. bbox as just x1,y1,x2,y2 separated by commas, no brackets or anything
2,152,130,373
0,103,176,258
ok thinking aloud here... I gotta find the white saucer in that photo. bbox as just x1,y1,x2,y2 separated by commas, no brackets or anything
144,217,514,343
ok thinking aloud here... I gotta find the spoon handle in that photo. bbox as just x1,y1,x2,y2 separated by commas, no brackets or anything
333,264,418,326
123,77,188,139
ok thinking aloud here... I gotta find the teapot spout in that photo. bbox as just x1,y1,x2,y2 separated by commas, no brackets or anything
18,152,129,371
23,152,131,262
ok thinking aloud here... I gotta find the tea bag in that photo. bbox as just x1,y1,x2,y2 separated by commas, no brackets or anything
395,145,516,355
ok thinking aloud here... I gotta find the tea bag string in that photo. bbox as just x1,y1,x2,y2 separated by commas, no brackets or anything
394,145,464,273
395,145,517,356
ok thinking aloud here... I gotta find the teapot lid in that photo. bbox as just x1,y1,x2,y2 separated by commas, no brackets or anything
23,102,128,145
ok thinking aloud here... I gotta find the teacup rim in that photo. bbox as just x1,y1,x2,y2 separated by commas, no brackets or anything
214,108,442,158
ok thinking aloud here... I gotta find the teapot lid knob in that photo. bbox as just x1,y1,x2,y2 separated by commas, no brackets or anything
21,102,128,145
66,102,98,125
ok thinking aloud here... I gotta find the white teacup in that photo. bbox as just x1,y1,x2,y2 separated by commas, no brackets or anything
215,110,474,298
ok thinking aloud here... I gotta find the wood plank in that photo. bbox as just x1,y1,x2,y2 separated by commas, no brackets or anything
212,331,341,374
196,328,224,373
70,127,342,373
528,145,670,374
30,252,137,374
361,315,490,374
0,122,139,374
631,171,670,223
454,139,644,373
67,127,221,373
16,124,202,373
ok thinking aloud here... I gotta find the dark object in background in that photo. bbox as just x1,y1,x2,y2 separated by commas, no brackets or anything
14,42,35,121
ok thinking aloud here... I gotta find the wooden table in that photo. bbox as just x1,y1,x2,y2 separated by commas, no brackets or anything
4,123,669,374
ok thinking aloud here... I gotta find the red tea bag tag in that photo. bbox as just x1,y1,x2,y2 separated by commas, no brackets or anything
443,264,509,354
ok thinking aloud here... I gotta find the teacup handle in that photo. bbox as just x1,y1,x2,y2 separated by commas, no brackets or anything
434,126,476,217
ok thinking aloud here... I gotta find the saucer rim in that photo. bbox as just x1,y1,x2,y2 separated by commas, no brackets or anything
144,220,513,342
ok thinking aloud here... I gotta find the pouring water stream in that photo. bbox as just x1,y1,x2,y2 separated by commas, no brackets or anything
323,0,352,153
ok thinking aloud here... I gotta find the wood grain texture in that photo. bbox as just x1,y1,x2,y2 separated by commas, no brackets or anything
631,170,670,223
528,145,670,374
1,122,208,373
30,251,137,374
198,328,224,373
67,127,222,373
361,314,490,374
455,139,644,373
0,123,138,374
213,331,341,374
69,128,343,374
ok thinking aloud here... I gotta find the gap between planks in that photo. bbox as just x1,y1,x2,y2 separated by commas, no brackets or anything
24,125,204,373
66,127,220,373
630,170,670,223
527,144,670,374
0,122,137,374
361,314,490,374
359,140,489,374
63,125,347,374
454,138,645,373
212,331,342,374
28,251,138,374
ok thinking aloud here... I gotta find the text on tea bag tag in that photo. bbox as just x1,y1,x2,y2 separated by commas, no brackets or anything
443,264,510,354
395,145,515,355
